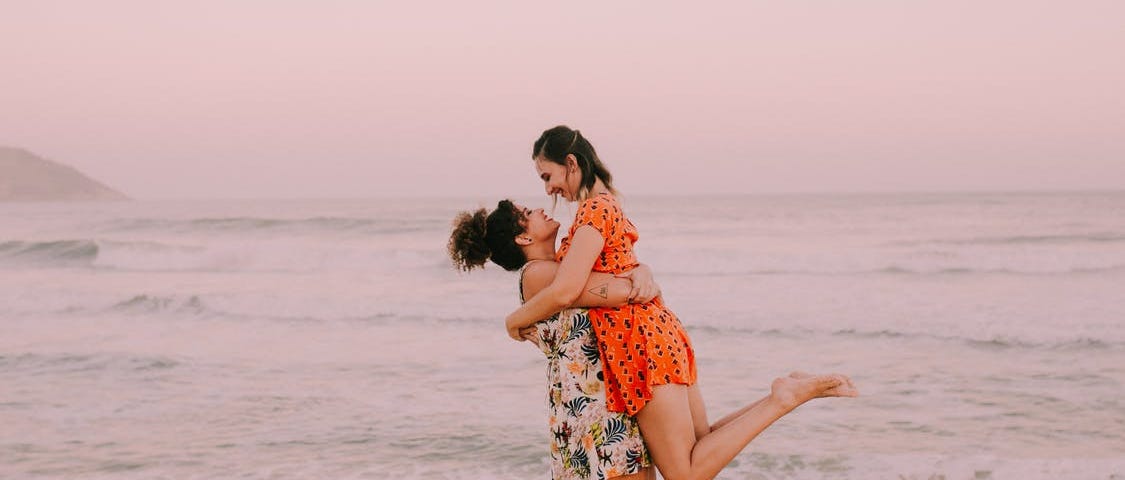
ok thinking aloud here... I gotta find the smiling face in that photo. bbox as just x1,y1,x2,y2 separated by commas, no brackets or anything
534,155,581,201
514,203,561,244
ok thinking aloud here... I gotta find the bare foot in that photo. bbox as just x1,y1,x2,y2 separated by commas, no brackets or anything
770,372,858,411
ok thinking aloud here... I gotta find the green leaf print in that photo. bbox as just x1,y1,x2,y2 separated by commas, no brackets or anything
625,448,643,471
564,312,593,344
603,418,627,445
564,396,592,417
569,447,591,477
581,343,601,365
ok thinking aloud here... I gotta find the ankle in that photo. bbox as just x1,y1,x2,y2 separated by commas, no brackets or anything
766,383,802,413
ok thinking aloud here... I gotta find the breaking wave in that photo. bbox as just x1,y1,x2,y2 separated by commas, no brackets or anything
0,238,442,272
893,232,1125,247
101,216,443,235
0,240,99,266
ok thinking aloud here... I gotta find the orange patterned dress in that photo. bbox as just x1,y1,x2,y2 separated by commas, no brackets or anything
556,192,697,415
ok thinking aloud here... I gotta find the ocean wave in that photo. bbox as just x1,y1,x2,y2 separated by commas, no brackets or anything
97,292,296,320
871,265,1125,275
93,293,399,324
0,352,182,373
664,264,1125,277
108,294,212,316
101,216,443,235
12,236,1120,276
728,452,1125,480
688,324,1124,351
0,238,211,269
0,237,444,273
893,232,1125,247
0,239,99,266
830,328,1118,350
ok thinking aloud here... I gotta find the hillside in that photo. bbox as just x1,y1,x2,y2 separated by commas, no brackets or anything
0,147,129,201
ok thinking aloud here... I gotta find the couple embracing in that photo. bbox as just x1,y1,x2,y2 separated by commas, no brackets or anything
449,126,858,480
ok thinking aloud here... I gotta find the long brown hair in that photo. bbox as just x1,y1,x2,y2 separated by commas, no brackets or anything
532,126,617,204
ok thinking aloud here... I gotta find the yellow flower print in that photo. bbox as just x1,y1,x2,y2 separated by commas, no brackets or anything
568,361,583,374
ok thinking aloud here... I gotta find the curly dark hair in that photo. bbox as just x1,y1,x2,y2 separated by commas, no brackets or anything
448,199,528,272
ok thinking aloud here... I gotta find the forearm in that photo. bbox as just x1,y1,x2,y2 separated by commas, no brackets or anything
508,225,603,339
505,284,574,333
570,273,632,308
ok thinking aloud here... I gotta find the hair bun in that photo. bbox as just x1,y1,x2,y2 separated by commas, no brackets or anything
448,208,491,271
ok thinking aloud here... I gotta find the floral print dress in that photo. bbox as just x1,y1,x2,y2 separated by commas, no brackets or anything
520,262,650,480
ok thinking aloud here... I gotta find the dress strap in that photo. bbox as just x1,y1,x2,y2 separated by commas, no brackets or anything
517,260,543,304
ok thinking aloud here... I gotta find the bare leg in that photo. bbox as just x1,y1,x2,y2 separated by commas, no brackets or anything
610,467,656,480
691,374,856,438
687,384,710,440
636,373,856,480
699,388,769,434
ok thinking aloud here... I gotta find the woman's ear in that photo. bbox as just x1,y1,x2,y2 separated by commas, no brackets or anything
515,235,533,246
566,154,578,172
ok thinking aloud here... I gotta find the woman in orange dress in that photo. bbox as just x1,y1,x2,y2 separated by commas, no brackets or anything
504,126,860,480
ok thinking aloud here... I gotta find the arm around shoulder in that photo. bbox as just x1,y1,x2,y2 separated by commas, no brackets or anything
523,261,633,308
504,225,605,339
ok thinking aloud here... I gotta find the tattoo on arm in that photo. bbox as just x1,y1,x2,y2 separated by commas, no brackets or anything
588,283,609,299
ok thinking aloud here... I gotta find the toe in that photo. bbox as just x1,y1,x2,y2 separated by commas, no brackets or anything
817,375,843,389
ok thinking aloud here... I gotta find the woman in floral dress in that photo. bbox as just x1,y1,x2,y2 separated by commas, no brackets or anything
450,199,656,479
524,272,651,479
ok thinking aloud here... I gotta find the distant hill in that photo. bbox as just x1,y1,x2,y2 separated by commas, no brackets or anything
0,147,129,202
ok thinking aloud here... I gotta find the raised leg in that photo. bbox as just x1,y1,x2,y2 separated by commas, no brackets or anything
636,373,856,480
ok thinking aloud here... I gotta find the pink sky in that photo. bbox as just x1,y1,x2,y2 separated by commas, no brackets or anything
2,1,1123,199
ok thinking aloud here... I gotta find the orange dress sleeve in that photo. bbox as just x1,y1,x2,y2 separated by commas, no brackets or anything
558,194,638,273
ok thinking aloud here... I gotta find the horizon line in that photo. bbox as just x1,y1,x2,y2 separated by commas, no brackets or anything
25,187,1122,203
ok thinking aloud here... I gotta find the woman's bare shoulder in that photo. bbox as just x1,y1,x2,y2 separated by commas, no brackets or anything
523,260,560,282
521,260,560,298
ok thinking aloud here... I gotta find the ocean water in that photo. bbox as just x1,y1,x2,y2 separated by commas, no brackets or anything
1,192,1124,479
